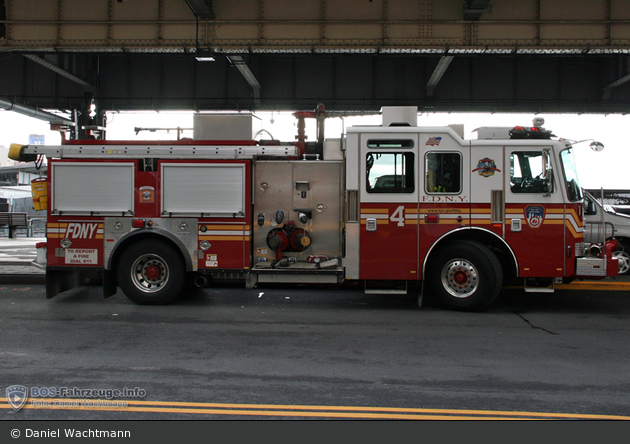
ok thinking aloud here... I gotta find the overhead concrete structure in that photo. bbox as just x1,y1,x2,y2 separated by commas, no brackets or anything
1,0,630,116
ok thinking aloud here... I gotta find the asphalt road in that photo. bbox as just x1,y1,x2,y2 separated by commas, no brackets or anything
1,281,629,420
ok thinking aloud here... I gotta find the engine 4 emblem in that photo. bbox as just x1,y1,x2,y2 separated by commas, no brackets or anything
473,158,501,177
525,205,545,228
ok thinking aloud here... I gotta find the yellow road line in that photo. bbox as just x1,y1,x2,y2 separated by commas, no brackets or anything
504,281,630,291
1,400,628,420
556,281,630,291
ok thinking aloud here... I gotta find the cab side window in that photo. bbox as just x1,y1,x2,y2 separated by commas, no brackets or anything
426,152,461,194
510,151,554,194
366,152,415,193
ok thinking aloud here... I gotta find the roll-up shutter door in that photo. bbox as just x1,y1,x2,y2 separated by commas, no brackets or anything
161,163,245,217
51,162,134,215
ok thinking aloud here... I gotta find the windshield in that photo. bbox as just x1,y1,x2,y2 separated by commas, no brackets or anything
560,147,582,202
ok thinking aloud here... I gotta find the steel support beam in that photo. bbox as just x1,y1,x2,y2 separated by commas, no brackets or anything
603,74,630,101
426,56,454,97
3,0,630,54
184,0,215,19
227,55,261,106
23,54,95,92
464,0,493,20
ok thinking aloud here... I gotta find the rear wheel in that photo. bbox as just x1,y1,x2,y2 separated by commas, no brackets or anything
427,240,503,311
116,239,185,305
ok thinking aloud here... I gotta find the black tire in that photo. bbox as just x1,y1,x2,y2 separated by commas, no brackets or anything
614,239,630,275
427,240,503,311
116,239,186,305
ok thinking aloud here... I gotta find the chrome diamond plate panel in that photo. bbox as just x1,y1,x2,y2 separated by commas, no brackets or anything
104,217,198,271
344,222,360,279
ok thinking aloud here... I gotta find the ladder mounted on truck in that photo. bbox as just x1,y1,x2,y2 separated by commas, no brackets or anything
9,142,300,161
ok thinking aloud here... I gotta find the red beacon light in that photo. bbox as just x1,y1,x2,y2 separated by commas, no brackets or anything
509,118,554,140
132,219,147,228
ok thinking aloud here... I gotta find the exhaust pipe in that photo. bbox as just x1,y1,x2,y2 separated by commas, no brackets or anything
194,276,210,288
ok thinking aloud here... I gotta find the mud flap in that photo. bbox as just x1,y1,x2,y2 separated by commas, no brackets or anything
103,270,117,298
245,272,257,289
45,268,82,299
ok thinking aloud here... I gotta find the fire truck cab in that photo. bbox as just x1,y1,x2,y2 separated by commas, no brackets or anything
343,108,613,310
10,106,618,311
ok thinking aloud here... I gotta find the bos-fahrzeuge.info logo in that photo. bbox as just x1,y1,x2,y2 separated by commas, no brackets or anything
5,385,146,411
6,385,28,411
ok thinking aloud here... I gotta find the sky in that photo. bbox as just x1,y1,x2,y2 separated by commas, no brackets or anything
1,109,628,190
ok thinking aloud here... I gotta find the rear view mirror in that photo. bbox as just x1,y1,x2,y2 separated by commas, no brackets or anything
590,141,604,151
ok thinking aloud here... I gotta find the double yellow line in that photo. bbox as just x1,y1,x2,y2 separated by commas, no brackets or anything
2,399,629,420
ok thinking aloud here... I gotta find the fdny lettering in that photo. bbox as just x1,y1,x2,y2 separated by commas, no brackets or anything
422,195,467,202
65,223,99,239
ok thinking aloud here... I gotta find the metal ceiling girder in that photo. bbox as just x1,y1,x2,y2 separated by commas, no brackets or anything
227,55,261,106
23,54,96,92
603,73,630,101
184,0,215,19
464,0,493,20
426,55,454,97
3,0,630,55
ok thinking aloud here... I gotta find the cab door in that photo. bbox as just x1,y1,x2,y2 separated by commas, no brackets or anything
359,134,419,280
418,132,471,262
504,147,565,276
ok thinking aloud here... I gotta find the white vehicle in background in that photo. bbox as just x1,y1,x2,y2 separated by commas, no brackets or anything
584,190,630,275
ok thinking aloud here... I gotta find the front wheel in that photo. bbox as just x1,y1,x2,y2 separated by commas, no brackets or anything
427,240,503,311
613,240,630,275
116,239,186,305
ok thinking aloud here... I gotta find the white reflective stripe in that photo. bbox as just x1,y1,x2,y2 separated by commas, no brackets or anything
566,214,584,233
199,230,251,236
360,213,388,219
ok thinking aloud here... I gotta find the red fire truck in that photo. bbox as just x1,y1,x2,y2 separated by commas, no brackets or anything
9,106,618,311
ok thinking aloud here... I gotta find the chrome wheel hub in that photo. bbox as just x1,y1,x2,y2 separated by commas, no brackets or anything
131,254,169,293
441,259,479,298
613,251,630,275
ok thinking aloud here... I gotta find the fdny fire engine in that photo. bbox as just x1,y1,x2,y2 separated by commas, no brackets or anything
9,106,618,311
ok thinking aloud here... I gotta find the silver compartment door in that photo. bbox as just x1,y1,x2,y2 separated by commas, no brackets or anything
161,163,246,217
51,162,134,215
